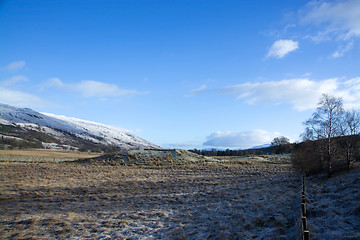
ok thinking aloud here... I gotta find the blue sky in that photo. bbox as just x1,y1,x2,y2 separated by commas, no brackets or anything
1,0,360,149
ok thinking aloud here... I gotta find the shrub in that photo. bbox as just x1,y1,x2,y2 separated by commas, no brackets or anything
291,141,323,174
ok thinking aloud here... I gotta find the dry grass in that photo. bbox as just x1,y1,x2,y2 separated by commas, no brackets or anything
305,166,360,240
0,149,102,162
0,155,302,239
2,152,357,240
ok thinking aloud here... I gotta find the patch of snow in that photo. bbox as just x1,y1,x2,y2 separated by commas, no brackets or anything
41,126,65,137
0,118,10,125
0,134,23,141
42,142,77,150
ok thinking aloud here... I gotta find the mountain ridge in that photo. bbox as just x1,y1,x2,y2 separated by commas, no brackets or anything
0,103,159,151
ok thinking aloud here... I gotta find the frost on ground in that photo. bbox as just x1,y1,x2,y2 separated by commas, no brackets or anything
306,165,360,240
76,149,221,166
0,155,302,239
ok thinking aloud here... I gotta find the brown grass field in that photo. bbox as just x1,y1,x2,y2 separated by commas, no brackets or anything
2,151,358,239
0,149,102,162
0,151,306,239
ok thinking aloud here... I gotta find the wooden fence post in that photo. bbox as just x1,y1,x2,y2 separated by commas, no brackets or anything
304,230,310,240
302,174,310,240
302,203,306,216
302,216,307,230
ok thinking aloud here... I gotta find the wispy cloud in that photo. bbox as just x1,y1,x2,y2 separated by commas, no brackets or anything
185,84,207,97
203,129,283,149
266,39,299,59
222,77,360,111
0,75,28,86
300,0,360,42
45,78,146,98
342,77,360,109
298,0,360,58
4,61,26,71
331,41,354,58
0,87,48,108
74,80,142,97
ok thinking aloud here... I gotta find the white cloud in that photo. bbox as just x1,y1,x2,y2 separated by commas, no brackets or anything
47,78,65,88
0,87,48,108
331,41,354,58
45,78,145,98
300,0,360,41
222,77,360,111
1,75,28,86
75,80,141,97
203,130,283,149
266,39,299,59
341,77,360,109
5,61,26,71
185,84,207,97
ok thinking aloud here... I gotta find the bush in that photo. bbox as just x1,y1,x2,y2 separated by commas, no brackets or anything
291,141,324,174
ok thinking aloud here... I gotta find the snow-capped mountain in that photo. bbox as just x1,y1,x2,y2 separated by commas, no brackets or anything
0,103,159,150
249,144,272,149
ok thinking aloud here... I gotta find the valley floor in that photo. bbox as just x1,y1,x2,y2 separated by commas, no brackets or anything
1,157,302,239
305,166,360,240
0,149,101,162
0,156,359,239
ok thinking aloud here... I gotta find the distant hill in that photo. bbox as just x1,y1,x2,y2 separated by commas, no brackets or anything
0,104,159,151
191,144,292,156
249,144,271,149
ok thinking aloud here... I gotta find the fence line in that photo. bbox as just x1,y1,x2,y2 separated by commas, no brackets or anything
302,174,310,240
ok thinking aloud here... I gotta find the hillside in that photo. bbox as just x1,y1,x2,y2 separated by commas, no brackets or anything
0,104,159,151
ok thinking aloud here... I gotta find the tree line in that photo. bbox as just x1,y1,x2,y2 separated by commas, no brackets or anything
189,145,290,157
190,94,359,176
292,94,360,176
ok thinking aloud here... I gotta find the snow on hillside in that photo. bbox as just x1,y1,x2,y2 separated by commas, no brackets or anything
43,112,158,148
0,103,159,149
250,144,271,149
0,104,79,133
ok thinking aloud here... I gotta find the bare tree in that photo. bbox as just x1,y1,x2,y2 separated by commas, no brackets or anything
271,136,290,154
294,94,360,174
341,110,360,168
303,94,344,175
271,136,290,146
